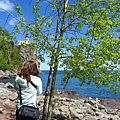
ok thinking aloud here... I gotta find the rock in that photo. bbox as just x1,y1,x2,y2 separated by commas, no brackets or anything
2,70,10,79
0,84,120,120
9,93,18,101
1,96,7,100
5,99,10,104
0,70,4,78
19,45,37,63
37,94,120,120
0,108,4,114
0,82,5,86
117,111,120,117
4,82,14,89
0,70,16,79
0,89,3,93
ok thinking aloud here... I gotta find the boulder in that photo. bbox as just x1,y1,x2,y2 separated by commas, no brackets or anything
37,95,120,120
0,70,16,79
0,84,120,120
4,82,14,89
0,70,4,78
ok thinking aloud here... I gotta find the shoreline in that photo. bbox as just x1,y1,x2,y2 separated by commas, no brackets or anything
0,80,120,99
54,90,120,109
0,83,120,119
0,90,120,119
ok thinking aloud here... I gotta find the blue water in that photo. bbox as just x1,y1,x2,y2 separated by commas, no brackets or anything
0,70,120,99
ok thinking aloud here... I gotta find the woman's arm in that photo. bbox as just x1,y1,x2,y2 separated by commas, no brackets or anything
36,78,42,96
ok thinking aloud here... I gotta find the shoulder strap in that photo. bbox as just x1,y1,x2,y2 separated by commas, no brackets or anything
19,85,22,105
30,80,37,88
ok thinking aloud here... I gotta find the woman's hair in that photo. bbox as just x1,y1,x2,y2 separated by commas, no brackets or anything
18,61,40,84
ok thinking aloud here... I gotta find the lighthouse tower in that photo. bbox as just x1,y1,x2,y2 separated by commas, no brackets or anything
18,34,30,45
24,34,29,44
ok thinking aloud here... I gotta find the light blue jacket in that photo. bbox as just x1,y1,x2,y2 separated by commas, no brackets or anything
15,75,42,109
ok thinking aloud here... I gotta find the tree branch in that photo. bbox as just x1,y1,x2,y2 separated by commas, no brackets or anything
0,8,21,22
4,14,10,28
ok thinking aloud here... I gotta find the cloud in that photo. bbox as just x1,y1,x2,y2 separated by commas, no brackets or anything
46,0,53,2
9,18,18,26
43,0,53,4
0,0,14,12
9,17,25,26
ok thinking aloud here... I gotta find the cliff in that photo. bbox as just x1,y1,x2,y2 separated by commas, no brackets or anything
18,45,37,63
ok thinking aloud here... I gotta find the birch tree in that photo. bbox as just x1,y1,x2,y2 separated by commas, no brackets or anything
13,0,120,119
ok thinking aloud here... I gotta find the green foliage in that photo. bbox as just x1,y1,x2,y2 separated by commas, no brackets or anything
0,26,22,71
13,0,120,119
13,0,120,93
15,4,23,15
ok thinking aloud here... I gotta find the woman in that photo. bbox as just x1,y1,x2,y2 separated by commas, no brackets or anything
14,60,42,120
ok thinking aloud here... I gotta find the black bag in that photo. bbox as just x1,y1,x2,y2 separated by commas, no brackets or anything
16,81,40,120
17,105,40,119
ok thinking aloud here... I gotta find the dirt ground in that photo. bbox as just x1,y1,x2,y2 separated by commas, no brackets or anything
0,90,120,120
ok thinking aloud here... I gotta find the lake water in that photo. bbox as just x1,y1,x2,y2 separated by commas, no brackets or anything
0,70,120,99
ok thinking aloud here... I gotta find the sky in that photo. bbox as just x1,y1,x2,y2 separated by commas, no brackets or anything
0,0,120,70
0,0,50,39
0,0,54,70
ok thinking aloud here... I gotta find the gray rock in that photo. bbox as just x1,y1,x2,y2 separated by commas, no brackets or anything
0,70,16,79
0,70,4,78
0,83,120,119
4,82,14,89
19,45,37,63
0,83,17,101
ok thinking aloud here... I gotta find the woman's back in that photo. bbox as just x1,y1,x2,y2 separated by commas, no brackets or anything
15,60,42,120
15,75,42,109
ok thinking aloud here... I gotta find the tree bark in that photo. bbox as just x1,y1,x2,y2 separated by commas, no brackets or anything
42,6,60,120
47,0,68,119
42,65,53,120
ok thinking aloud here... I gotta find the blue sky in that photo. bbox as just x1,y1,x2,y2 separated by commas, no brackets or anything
0,0,120,70
0,0,53,70
0,0,51,39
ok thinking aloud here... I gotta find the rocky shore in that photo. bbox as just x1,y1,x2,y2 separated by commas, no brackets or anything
0,82,120,120
0,70,16,79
